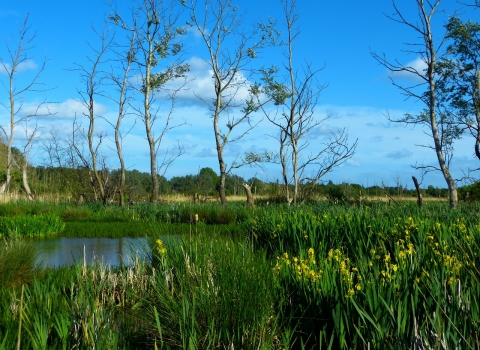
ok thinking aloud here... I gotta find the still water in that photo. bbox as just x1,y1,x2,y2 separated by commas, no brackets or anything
36,237,150,268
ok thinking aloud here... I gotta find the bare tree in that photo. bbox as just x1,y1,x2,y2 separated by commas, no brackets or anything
110,0,189,203
0,14,52,194
105,29,137,207
72,25,113,205
371,0,459,208
42,125,92,199
69,116,100,199
19,120,40,200
259,0,357,204
186,0,278,206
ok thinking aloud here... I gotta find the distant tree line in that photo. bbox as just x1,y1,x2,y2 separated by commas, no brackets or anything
0,139,462,203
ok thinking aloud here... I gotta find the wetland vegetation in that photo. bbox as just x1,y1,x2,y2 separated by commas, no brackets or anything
0,199,479,349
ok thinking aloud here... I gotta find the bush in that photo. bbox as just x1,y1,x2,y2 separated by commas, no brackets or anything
458,182,480,202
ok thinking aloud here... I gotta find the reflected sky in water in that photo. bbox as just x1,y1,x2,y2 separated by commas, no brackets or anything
36,237,150,267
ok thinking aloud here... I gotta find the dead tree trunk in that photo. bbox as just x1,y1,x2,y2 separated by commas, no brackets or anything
412,176,423,208
22,164,34,201
242,183,255,208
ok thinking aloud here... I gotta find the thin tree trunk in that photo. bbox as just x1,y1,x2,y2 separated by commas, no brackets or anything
218,168,227,207
213,76,227,207
412,176,422,207
1,67,15,195
475,70,480,160
286,6,297,205
280,142,290,203
144,17,158,204
242,183,254,208
423,2,457,208
114,33,135,207
22,163,34,201
87,109,106,205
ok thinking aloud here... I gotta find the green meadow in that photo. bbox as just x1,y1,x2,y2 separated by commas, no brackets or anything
0,200,479,349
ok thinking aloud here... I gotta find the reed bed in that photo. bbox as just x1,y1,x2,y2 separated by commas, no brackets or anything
142,234,279,349
0,253,154,349
0,239,40,288
0,200,253,240
0,214,65,239
0,200,478,349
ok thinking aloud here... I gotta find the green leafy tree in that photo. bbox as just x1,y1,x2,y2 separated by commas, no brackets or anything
197,167,219,196
110,0,189,203
436,17,480,169
170,175,196,194
225,174,246,196
371,0,459,208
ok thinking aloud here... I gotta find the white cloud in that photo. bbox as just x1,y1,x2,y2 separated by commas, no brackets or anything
307,124,342,139
346,159,361,167
0,9,17,17
195,147,217,157
21,99,109,119
169,56,253,106
386,148,413,159
388,57,427,82
9,93,470,189
0,59,38,75
17,59,38,72
0,63,10,75
187,26,206,41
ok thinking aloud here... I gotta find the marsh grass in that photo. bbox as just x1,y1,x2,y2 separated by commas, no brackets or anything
253,202,480,348
0,200,478,349
143,234,280,349
0,256,155,349
62,221,245,238
132,202,251,225
0,201,253,240
0,239,40,287
0,214,65,239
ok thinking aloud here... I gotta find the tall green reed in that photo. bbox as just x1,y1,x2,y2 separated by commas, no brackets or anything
143,234,280,349
0,214,64,239
0,239,40,287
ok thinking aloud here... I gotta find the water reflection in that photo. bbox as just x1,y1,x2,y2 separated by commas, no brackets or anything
36,237,150,268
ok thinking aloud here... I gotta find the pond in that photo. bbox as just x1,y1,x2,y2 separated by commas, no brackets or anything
36,237,151,268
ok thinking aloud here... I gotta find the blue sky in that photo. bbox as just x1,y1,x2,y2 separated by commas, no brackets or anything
0,0,478,189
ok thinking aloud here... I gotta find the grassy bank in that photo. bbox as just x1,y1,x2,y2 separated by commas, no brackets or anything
0,201,478,348
0,200,252,238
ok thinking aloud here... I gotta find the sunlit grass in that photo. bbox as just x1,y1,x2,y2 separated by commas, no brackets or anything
0,239,40,287
252,202,480,348
0,200,478,348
